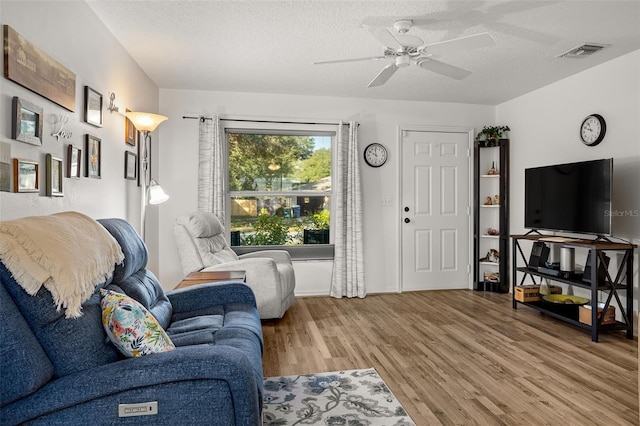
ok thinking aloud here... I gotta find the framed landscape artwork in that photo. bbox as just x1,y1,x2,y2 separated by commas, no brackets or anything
12,97,43,146
67,144,81,179
46,154,63,197
125,151,137,180
125,108,137,146
3,25,76,111
85,134,101,179
0,142,11,192
84,86,103,127
13,158,39,193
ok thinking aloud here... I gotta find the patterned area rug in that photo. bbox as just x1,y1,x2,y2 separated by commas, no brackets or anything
262,368,416,426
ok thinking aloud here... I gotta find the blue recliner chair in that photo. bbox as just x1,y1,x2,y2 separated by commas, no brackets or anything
1,217,263,425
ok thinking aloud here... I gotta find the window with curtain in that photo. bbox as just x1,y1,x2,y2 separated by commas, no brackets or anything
226,128,334,249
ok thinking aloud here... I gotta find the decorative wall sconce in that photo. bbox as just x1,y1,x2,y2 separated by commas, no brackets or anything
107,92,119,113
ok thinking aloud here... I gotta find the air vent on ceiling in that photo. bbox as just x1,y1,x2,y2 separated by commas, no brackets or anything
557,43,609,58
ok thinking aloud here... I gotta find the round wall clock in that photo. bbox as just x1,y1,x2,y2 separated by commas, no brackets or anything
364,143,388,167
580,114,606,146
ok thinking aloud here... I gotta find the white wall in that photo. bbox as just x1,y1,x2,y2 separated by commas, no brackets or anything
157,89,495,292
497,50,640,319
0,1,162,271
2,1,636,312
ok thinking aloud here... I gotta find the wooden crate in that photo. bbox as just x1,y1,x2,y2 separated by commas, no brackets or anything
514,285,561,303
579,303,616,325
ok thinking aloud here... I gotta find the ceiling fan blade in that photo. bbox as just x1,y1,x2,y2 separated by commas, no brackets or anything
365,25,403,50
420,32,495,55
417,58,472,80
395,34,424,48
313,56,387,65
367,63,399,87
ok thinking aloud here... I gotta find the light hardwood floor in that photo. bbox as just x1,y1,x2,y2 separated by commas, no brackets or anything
262,290,638,425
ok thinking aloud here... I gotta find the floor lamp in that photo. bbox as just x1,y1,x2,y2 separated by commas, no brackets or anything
124,111,169,240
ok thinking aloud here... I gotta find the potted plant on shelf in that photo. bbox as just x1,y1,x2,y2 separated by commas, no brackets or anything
476,125,510,146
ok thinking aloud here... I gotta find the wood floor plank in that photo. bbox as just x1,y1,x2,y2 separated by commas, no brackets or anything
262,290,638,425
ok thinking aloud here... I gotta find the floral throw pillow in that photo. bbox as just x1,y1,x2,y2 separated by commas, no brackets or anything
100,289,175,357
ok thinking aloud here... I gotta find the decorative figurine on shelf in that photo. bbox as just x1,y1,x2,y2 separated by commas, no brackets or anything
484,272,500,283
479,249,500,263
484,196,493,205
487,161,499,175
493,194,500,205
487,228,499,236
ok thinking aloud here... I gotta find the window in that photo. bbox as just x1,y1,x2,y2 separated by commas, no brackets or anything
226,127,334,251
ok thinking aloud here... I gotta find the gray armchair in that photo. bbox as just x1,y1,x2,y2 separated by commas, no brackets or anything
174,211,295,319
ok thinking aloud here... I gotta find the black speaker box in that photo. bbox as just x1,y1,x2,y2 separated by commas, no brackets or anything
528,242,549,268
582,250,610,284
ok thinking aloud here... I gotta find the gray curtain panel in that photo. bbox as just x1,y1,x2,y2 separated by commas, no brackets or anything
197,115,226,224
330,121,365,298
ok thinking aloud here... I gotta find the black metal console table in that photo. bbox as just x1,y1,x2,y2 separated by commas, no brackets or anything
511,234,635,342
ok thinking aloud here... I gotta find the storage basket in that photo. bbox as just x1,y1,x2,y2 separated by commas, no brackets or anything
514,285,561,303
579,303,616,326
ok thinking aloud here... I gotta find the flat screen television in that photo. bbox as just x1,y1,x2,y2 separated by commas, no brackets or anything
524,158,613,236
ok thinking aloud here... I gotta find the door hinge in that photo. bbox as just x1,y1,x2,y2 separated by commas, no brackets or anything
467,206,471,215
467,264,471,274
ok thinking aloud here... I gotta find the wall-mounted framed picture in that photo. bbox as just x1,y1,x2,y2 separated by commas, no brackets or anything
125,151,137,180
4,25,76,111
12,97,43,146
46,154,63,197
85,134,101,179
125,108,137,146
67,144,81,179
84,86,103,127
0,142,11,192
13,158,39,193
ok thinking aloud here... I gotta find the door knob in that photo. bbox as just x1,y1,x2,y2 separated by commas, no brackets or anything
404,207,410,212
404,218,410,223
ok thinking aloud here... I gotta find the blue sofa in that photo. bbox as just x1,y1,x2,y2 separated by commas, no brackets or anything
0,217,263,425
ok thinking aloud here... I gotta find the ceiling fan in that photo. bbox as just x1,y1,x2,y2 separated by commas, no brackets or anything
314,19,496,88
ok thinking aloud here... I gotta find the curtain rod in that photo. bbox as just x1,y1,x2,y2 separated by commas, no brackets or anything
182,115,357,126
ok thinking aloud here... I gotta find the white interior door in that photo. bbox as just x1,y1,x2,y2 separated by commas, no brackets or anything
401,129,471,291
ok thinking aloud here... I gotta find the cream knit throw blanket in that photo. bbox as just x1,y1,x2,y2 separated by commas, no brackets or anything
0,211,124,318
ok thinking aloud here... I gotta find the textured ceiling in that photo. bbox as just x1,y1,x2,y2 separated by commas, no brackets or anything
87,0,640,105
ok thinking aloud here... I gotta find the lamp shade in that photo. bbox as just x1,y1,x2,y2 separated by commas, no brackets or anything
124,111,168,132
148,179,169,205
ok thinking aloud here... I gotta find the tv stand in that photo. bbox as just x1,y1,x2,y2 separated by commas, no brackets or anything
511,233,635,342
592,235,613,243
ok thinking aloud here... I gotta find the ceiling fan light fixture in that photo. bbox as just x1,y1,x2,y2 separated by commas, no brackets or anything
395,56,411,68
